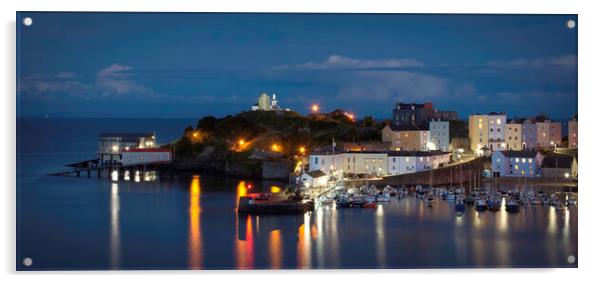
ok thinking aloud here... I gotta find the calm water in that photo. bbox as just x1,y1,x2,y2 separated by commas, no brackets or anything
16,118,578,270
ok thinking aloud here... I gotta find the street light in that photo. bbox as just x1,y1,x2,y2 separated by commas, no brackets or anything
299,146,306,154
311,104,319,113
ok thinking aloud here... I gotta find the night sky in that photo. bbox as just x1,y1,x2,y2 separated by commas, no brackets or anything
17,13,577,119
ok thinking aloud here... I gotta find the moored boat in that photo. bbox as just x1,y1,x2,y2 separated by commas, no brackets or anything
475,198,488,211
505,199,520,213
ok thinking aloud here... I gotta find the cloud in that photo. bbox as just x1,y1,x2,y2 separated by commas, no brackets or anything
486,54,576,68
274,54,424,70
95,63,151,96
19,63,160,100
337,70,447,102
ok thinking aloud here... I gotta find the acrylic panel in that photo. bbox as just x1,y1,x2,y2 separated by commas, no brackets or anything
16,12,578,270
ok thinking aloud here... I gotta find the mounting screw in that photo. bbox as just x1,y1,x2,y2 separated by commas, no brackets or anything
22,257,33,267
22,17,33,27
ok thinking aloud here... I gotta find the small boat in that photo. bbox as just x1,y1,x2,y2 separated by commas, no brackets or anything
455,200,466,212
488,198,502,211
531,198,542,205
417,190,426,199
465,194,475,205
349,195,366,208
447,194,456,203
505,199,520,213
377,194,390,202
475,198,488,211
542,197,550,205
336,194,351,208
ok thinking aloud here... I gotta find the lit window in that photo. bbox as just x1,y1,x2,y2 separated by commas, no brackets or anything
405,157,410,162
522,158,526,163
515,165,518,170
515,158,519,163
528,159,532,163
497,119,501,124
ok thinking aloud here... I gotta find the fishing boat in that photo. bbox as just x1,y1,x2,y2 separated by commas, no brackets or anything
505,199,520,213
363,201,377,209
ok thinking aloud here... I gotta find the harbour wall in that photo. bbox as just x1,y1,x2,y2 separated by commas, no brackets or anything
374,157,488,187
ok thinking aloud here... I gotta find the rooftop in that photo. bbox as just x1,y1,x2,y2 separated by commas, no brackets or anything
387,124,429,131
305,170,327,178
495,150,540,158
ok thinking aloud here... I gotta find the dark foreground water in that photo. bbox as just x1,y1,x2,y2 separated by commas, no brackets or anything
16,118,578,270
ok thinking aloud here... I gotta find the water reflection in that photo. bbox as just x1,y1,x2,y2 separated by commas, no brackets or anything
296,212,312,268
109,182,120,269
235,181,255,269
188,176,202,269
269,229,282,269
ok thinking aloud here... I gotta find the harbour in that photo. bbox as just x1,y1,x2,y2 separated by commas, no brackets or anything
17,118,578,269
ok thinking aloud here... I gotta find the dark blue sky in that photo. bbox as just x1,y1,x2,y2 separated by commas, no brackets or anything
17,13,577,119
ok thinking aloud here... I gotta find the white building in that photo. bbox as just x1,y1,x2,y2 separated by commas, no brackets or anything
387,151,450,175
341,151,388,177
121,148,172,166
308,146,344,174
491,150,543,178
487,112,507,151
299,170,329,188
251,93,289,111
98,132,156,164
429,120,449,151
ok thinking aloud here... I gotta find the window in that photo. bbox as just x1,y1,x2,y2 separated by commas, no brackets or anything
321,159,324,165
515,165,519,170
314,157,318,164
522,158,526,163
515,158,519,163
392,157,396,162
528,158,533,163
405,157,410,162
420,157,424,162
497,128,501,132
392,166,396,170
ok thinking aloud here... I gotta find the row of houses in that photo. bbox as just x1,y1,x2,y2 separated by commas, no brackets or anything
469,113,578,153
308,146,451,177
491,150,577,179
